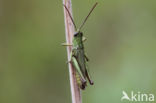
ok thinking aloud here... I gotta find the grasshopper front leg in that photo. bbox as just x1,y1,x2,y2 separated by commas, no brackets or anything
62,43,72,64
82,37,87,42
61,43,72,46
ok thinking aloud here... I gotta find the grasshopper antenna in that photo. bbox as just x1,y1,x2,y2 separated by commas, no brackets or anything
79,2,98,31
63,4,77,30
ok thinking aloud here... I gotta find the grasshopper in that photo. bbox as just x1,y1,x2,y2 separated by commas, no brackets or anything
63,3,98,90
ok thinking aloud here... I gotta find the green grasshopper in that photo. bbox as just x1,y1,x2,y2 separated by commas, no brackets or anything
63,3,98,90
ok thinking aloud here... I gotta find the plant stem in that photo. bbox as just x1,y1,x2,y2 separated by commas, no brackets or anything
62,0,82,103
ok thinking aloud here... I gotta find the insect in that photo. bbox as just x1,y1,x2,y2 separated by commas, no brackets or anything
63,2,98,90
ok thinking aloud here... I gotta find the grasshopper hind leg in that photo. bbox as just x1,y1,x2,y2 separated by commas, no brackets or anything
71,56,87,89
85,71,94,85
85,64,94,85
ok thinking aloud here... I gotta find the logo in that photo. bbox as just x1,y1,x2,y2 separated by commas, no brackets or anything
121,91,154,102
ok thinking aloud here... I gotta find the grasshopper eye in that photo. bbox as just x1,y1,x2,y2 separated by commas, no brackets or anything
74,32,78,37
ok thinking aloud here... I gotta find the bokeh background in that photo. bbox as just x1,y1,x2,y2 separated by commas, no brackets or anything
0,0,156,103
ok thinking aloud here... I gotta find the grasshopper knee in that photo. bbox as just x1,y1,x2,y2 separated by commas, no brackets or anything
90,80,94,85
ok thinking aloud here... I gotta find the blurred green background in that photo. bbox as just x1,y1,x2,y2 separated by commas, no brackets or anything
0,0,156,103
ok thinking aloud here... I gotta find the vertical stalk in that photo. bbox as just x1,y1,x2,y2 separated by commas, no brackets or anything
62,0,82,103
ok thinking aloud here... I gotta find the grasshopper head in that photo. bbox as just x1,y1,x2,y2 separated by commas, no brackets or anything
74,31,83,38
73,31,83,46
